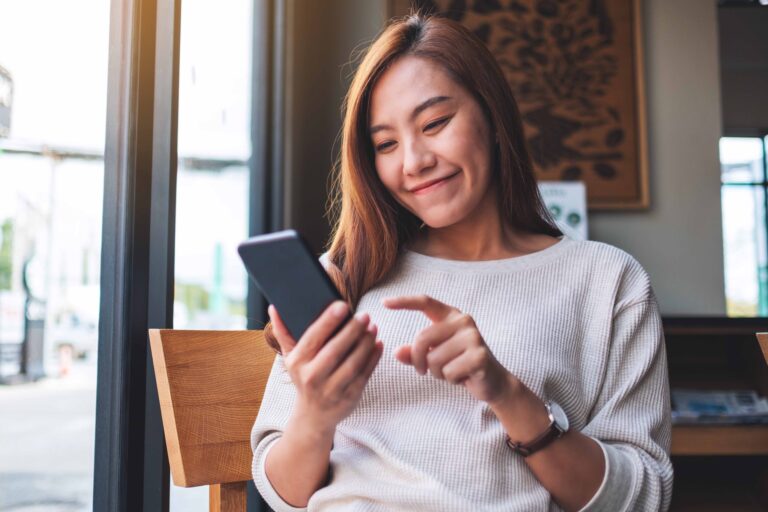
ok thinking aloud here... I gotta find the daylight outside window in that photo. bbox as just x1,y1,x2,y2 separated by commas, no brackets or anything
170,0,254,509
0,1,109,510
719,136,768,317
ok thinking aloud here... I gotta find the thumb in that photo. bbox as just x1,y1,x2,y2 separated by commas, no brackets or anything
268,305,297,355
394,345,413,366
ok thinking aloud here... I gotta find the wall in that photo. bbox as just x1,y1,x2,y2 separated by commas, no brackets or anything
283,0,727,316
719,6,768,135
283,0,387,253
589,0,726,315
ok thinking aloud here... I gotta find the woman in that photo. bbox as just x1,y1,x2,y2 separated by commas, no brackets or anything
251,14,672,512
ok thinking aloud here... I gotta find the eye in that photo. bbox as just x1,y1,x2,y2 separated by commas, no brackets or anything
424,116,451,132
375,140,396,153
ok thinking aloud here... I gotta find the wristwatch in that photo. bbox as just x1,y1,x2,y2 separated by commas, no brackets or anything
506,401,570,457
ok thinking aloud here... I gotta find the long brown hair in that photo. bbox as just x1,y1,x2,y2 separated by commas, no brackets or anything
265,14,560,352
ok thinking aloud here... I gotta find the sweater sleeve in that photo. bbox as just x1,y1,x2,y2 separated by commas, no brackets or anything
251,355,308,512
578,298,674,512
251,252,334,511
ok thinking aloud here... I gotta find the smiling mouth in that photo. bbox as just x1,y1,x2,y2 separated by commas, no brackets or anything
410,171,461,195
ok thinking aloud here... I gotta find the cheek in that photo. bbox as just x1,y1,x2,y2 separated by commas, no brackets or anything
466,128,493,183
439,138,492,191
375,156,420,214
437,116,491,166
375,156,402,195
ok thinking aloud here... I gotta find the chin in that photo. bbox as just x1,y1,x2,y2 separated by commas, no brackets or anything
415,205,469,229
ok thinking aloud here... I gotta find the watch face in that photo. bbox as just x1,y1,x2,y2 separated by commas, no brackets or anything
549,402,570,431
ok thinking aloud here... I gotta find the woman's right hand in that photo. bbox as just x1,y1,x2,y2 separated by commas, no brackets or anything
268,301,384,434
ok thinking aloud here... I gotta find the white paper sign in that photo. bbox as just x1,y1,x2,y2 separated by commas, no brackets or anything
537,181,588,240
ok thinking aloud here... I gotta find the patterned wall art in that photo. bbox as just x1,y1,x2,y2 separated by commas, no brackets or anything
389,0,649,209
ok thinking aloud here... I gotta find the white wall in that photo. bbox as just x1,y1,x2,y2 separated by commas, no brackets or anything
589,0,726,315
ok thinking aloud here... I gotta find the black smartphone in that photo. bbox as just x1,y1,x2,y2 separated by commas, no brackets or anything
237,230,351,340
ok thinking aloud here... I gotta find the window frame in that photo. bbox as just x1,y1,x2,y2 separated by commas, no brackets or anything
94,0,179,509
94,0,285,510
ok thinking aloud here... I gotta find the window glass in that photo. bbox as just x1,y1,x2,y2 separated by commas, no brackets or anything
721,184,766,316
171,0,253,509
0,1,109,510
720,137,764,184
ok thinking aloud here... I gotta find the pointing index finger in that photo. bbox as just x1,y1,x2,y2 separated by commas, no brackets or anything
381,294,454,322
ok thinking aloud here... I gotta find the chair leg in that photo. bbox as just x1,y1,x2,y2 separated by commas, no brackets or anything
209,482,247,512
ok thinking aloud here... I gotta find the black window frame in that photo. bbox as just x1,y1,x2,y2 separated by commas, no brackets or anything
94,0,285,510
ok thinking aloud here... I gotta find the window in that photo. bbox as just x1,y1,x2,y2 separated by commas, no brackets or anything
0,1,110,510
720,136,768,316
93,0,282,509
171,0,254,508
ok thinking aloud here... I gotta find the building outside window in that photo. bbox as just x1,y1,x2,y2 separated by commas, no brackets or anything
0,1,109,510
0,1,256,510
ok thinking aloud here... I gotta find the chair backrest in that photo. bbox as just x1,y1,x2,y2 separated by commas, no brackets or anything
149,329,275,511
757,333,768,366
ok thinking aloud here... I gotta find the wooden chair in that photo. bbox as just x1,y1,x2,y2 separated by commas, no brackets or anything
758,333,768,366
149,329,275,512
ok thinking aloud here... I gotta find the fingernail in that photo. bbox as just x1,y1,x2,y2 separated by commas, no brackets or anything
354,312,369,323
367,323,377,333
333,301,348,317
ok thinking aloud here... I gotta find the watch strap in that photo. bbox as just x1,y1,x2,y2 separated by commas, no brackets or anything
506,422,565,457
506,401,567,457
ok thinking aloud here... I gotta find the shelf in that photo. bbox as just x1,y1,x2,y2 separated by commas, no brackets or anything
663,316,768,336
664,318,768,510
671,456,768,512
672,425,768,455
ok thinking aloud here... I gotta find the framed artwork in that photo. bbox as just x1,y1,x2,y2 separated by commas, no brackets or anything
388,0,649,210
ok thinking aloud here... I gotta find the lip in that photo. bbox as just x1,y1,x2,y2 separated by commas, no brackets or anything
409,171,461,195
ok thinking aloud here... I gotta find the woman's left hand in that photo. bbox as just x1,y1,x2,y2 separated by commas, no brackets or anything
382,294,518,405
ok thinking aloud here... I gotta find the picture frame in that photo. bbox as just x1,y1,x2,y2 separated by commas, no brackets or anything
388,0,650,210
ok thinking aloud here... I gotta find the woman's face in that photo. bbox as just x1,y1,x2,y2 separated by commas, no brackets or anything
368,56,495,229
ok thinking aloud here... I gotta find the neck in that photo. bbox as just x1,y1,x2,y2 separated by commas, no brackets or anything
409,191,559,261
419,227,511,261
410,193,512,261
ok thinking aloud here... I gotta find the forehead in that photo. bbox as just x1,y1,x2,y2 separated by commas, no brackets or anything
369,56,465,122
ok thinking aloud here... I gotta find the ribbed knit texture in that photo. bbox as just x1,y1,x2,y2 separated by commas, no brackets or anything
251,236,673,511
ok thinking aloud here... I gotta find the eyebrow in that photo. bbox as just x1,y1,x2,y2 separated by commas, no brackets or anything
369,95,452,135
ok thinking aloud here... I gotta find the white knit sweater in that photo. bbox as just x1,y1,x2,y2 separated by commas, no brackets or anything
251,236,673,511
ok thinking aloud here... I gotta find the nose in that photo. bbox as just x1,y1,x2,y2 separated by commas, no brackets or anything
402,136,437,177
